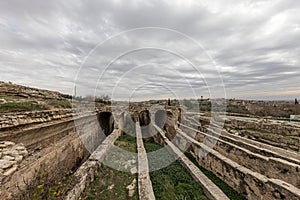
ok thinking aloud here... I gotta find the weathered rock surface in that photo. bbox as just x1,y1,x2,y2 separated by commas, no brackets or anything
0,142,28,184
0,81,69,101
0,109,72,130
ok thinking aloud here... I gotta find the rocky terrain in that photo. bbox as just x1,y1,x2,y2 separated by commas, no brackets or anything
0,141,28,184
0,81,72,112
0,82,300,200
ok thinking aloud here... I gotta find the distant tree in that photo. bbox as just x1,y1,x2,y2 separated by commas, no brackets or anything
95,95,111,104
168,98,171,106
295,98,298,105
101,95,111,102
61,93,72,99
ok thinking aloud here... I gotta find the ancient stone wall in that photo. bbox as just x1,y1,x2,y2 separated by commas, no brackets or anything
240,129,300,151
165,116,300,199
184,128,300,188
184,133,300,199
192,143,300,200
0,132,88,199
0,109,72,130
226,118,300,137
153,108,181,140
220,129,300,163
0,142,28,185
179,121,300,188
0,112,106,199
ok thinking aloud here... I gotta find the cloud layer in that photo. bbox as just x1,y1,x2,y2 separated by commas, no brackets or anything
0,0,299,100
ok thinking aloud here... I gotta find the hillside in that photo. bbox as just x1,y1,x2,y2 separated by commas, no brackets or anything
0,81,72,112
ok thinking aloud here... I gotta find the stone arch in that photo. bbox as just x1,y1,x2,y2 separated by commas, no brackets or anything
98,111,114,136
155,109,167,129
139,110,151,126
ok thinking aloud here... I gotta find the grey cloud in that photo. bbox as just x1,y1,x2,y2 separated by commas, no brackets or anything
0,0,299,100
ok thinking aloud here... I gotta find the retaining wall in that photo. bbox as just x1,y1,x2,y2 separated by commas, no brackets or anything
178,131,300,200
0,112,105,199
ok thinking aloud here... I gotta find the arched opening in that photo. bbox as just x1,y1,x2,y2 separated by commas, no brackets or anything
139,110,151,126
155,109,167,129
98,111,114,136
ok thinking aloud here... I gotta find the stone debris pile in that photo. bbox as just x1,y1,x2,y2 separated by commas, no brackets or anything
0,141,28,183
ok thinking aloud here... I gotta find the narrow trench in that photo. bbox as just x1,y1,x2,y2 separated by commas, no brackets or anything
83,113,138,200
143,109,245,200
82,110,245,200
83,134,139,200
142,110,209,200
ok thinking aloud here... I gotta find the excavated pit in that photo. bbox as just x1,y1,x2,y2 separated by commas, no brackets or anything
98,111,114,136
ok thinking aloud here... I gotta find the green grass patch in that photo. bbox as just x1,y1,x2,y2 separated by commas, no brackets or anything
47,99,71,109
85,165,138,200
245,128,300,140
117,133,136,143
244,128,273,135
0,102,44,112
0,95,23,101
84,134,138,200
115,134,137,153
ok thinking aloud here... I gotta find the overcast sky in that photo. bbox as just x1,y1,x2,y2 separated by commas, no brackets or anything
0,0,299,100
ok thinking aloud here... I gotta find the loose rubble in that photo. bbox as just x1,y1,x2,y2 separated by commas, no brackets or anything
0,141,28,183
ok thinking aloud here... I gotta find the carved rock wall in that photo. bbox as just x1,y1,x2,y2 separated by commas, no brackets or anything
0,109,72,130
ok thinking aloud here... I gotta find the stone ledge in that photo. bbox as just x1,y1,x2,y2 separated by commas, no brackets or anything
0,109,72,130
178,130,300,199
136,123,156,200
178,124,300,188
154,124,229,200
